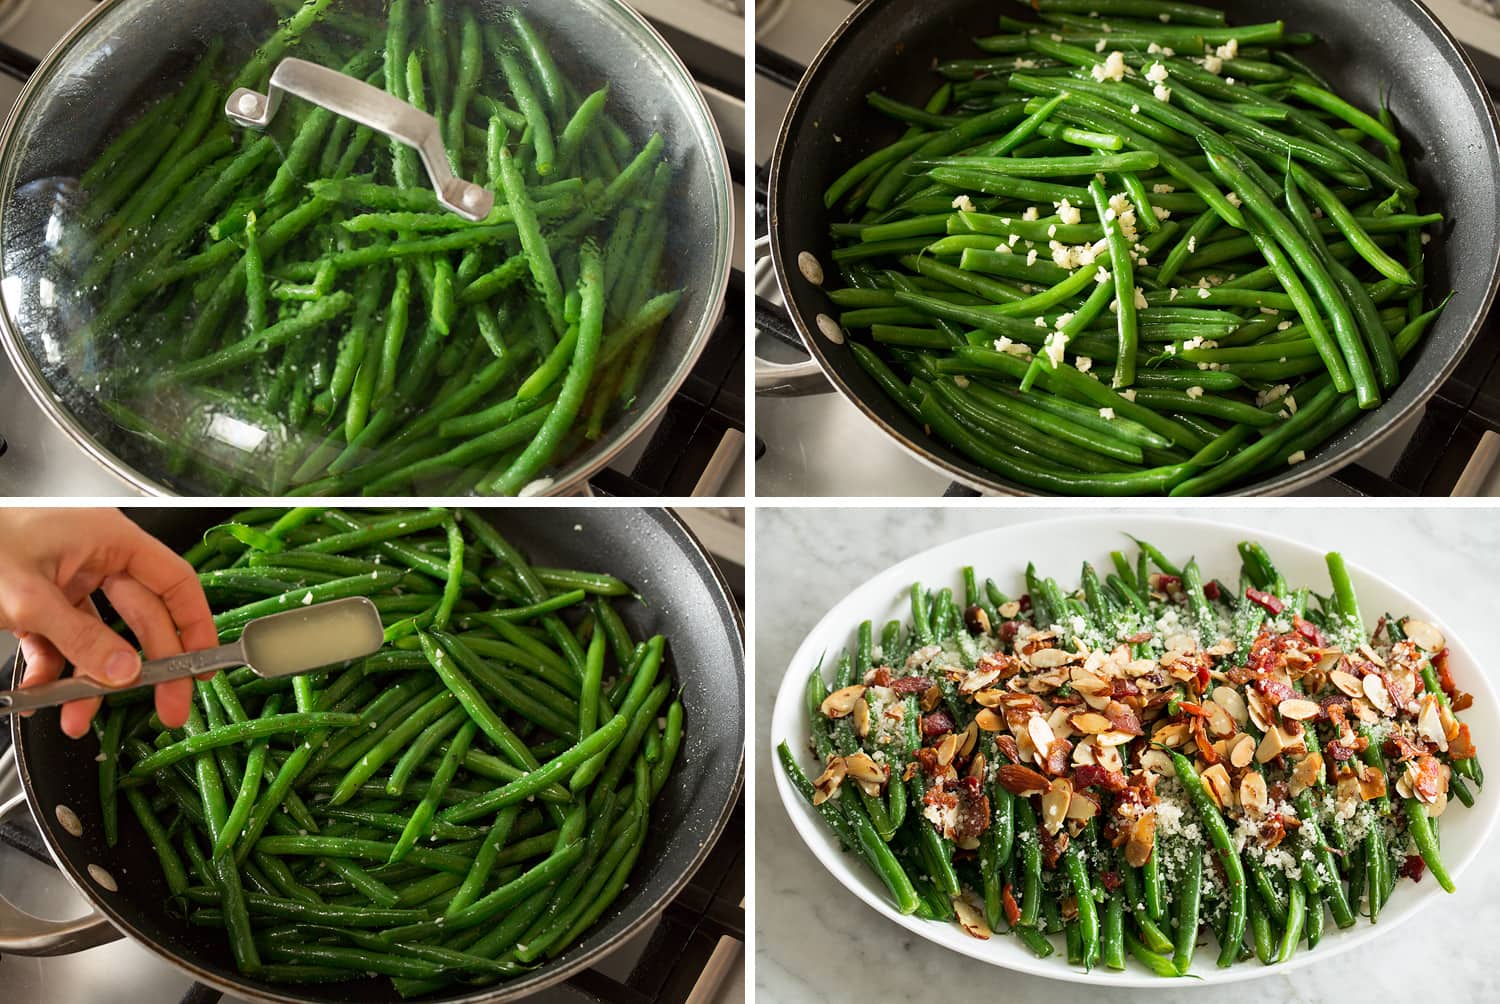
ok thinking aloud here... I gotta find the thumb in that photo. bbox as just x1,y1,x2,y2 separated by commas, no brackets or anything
13,579,139,687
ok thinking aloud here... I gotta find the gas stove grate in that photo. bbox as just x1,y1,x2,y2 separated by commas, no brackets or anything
0,729,744,1004
753,45,1500,498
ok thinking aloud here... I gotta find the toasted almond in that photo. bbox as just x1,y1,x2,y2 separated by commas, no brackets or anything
1041,778,1072,834
1152,721,1190,747
1314,651,1343,674
1363,673,1396,717
1140,748,1174,775
1239,772,1268,815
1070,711,1112,734
1095,730,1136,747
1395,769,1416,800
999,601,1022,619
1047,706,1075,740
1403,619,1445,652
975,708,1006,732
960,665,1002,694
1073,738,1097,766
1028,647,1072,669
1330,669,1363,698
1428,789,1450,819
996,763,1052,796
1358,642,1387,668
937,732,960,768
852,698,870,738
1256,725,1290,764
1201,763,1233,809
1278,698,1321,721
1211,685,1249,727
968,751,987,781
1066,790,1099,821
1027,713,1056,756
1125,810,1156,868
1290,752,1324,796
974,688,1005,709
1228,732,1256,769
958,718,980,759
953,894,992,940
1095,740,1124,774
1417,694,1448,752
844,752,886,786
812,756,847,805
1204,700,1236,738
1349,696,1378,724
1246,688,1272,733
820,685,866,718
1356,764,1386,801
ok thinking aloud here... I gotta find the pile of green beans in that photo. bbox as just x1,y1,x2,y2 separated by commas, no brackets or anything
781,534,1480,976
93,507,683,992
818,0,1446,495
67,1,680,496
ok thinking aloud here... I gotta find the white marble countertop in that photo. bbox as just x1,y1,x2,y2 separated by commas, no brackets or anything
754,506,1500,1003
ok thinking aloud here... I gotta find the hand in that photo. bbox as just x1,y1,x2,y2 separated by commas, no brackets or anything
0,509,216,738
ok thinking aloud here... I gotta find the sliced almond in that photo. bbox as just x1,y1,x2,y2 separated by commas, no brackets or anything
1403,619,1445,652
1069,711,1113,734
1041,778,1072,834
1396,769,1416,800
1047,705,1075,741
844,752,886,786
1239,771,1268,815
1201,763,1234,810
968,751,988,781
953,894,992,940
1228,732,1256,769
999,601,1022,619
1278,698,1321,721
1245,687,1272,733
936,732,961,768
1204,700,1236,738
1363,673,1396,717
958,718,980,759
975,708,1006,732
1428,789,1450,819
1356,764,1386,801
1290,751,1324,796
1211,685,1249,727
820,685,866,718
1095,740,1124,774
1140,748,1174,775
1073,738,1098,766
1125,810,1157,868
973,688,1005,709
1027,713,1057,757
1417,694,1449,752
1028,647,1072,669
1330,669,1363,698
1066,790,1100,821
852,698,871,738
1256,725,1291,763
1095,729,1137,747
812,757,847,805
1152,721,1190,747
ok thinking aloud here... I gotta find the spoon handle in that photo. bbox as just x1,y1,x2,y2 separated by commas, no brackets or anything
0,643,248,716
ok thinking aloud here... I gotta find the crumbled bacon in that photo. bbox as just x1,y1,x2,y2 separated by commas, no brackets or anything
921,711,954,737
1072,764,1127,793
1246,588,1284,615
1192,717,1220,765
1202,580,1220,601
1002,885,1021,927
891,675,935,694
1038,823,1068,868
1292,615,1324,646
1450,722,1477,761
866,666,893,687
1256,677,1296,706
914,747,939,775
1410,756,1445,801
1043,737,1073,776
1099,870,1123,892
954,776,990,841
1110,678,1141,699
1386,733,1427,763
1104,700,1144,736
1325,740,1359,764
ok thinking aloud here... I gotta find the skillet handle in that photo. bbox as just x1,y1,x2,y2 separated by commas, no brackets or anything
0,748,121,956
225,57,494,221
754,237,834,397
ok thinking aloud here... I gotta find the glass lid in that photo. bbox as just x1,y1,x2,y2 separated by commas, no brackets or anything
0,0,731,496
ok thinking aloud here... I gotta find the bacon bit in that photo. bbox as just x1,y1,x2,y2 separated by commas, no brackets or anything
891,675,935,694
1110,678,1142,699
921,711,954,737
1399,854,1426,882
1002,885,1022,927
1099,870,1123,892
903,761,918,782
955,776,991,841
1292,615,1324,646
1176,701,1208,718
1044,737,1074,776
1192,717,1220,765
1454,692,1474,712
1317,693,1352,722
1156,574,1182,595
976,652,1019,678
1072,764,1127,793
1261,813,1288,850
1325,740,1359,763
924,786,959,814
1410,756,1444,801
914,747,940,776
1202,580,1220,601
1038,824,1068,869
1434,648,1458,699
1194,660,1211,693
1256,677,1296,706
996,763,1051,796
1451,722,1477,761
867,666,893,687
1104,700,1144,736
1386,733,1427,763
1246,588,1284,614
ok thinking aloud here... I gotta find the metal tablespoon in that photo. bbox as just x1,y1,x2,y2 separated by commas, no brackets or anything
0,597,385,715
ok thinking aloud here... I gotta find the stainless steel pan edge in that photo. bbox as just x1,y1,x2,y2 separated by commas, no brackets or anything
0,0,735,498
768,0,1500,496
6,507,745,1004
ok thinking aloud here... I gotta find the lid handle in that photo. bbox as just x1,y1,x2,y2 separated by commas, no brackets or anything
225,57,495,222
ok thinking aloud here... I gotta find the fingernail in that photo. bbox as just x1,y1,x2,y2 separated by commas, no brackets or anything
103,652,140,686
